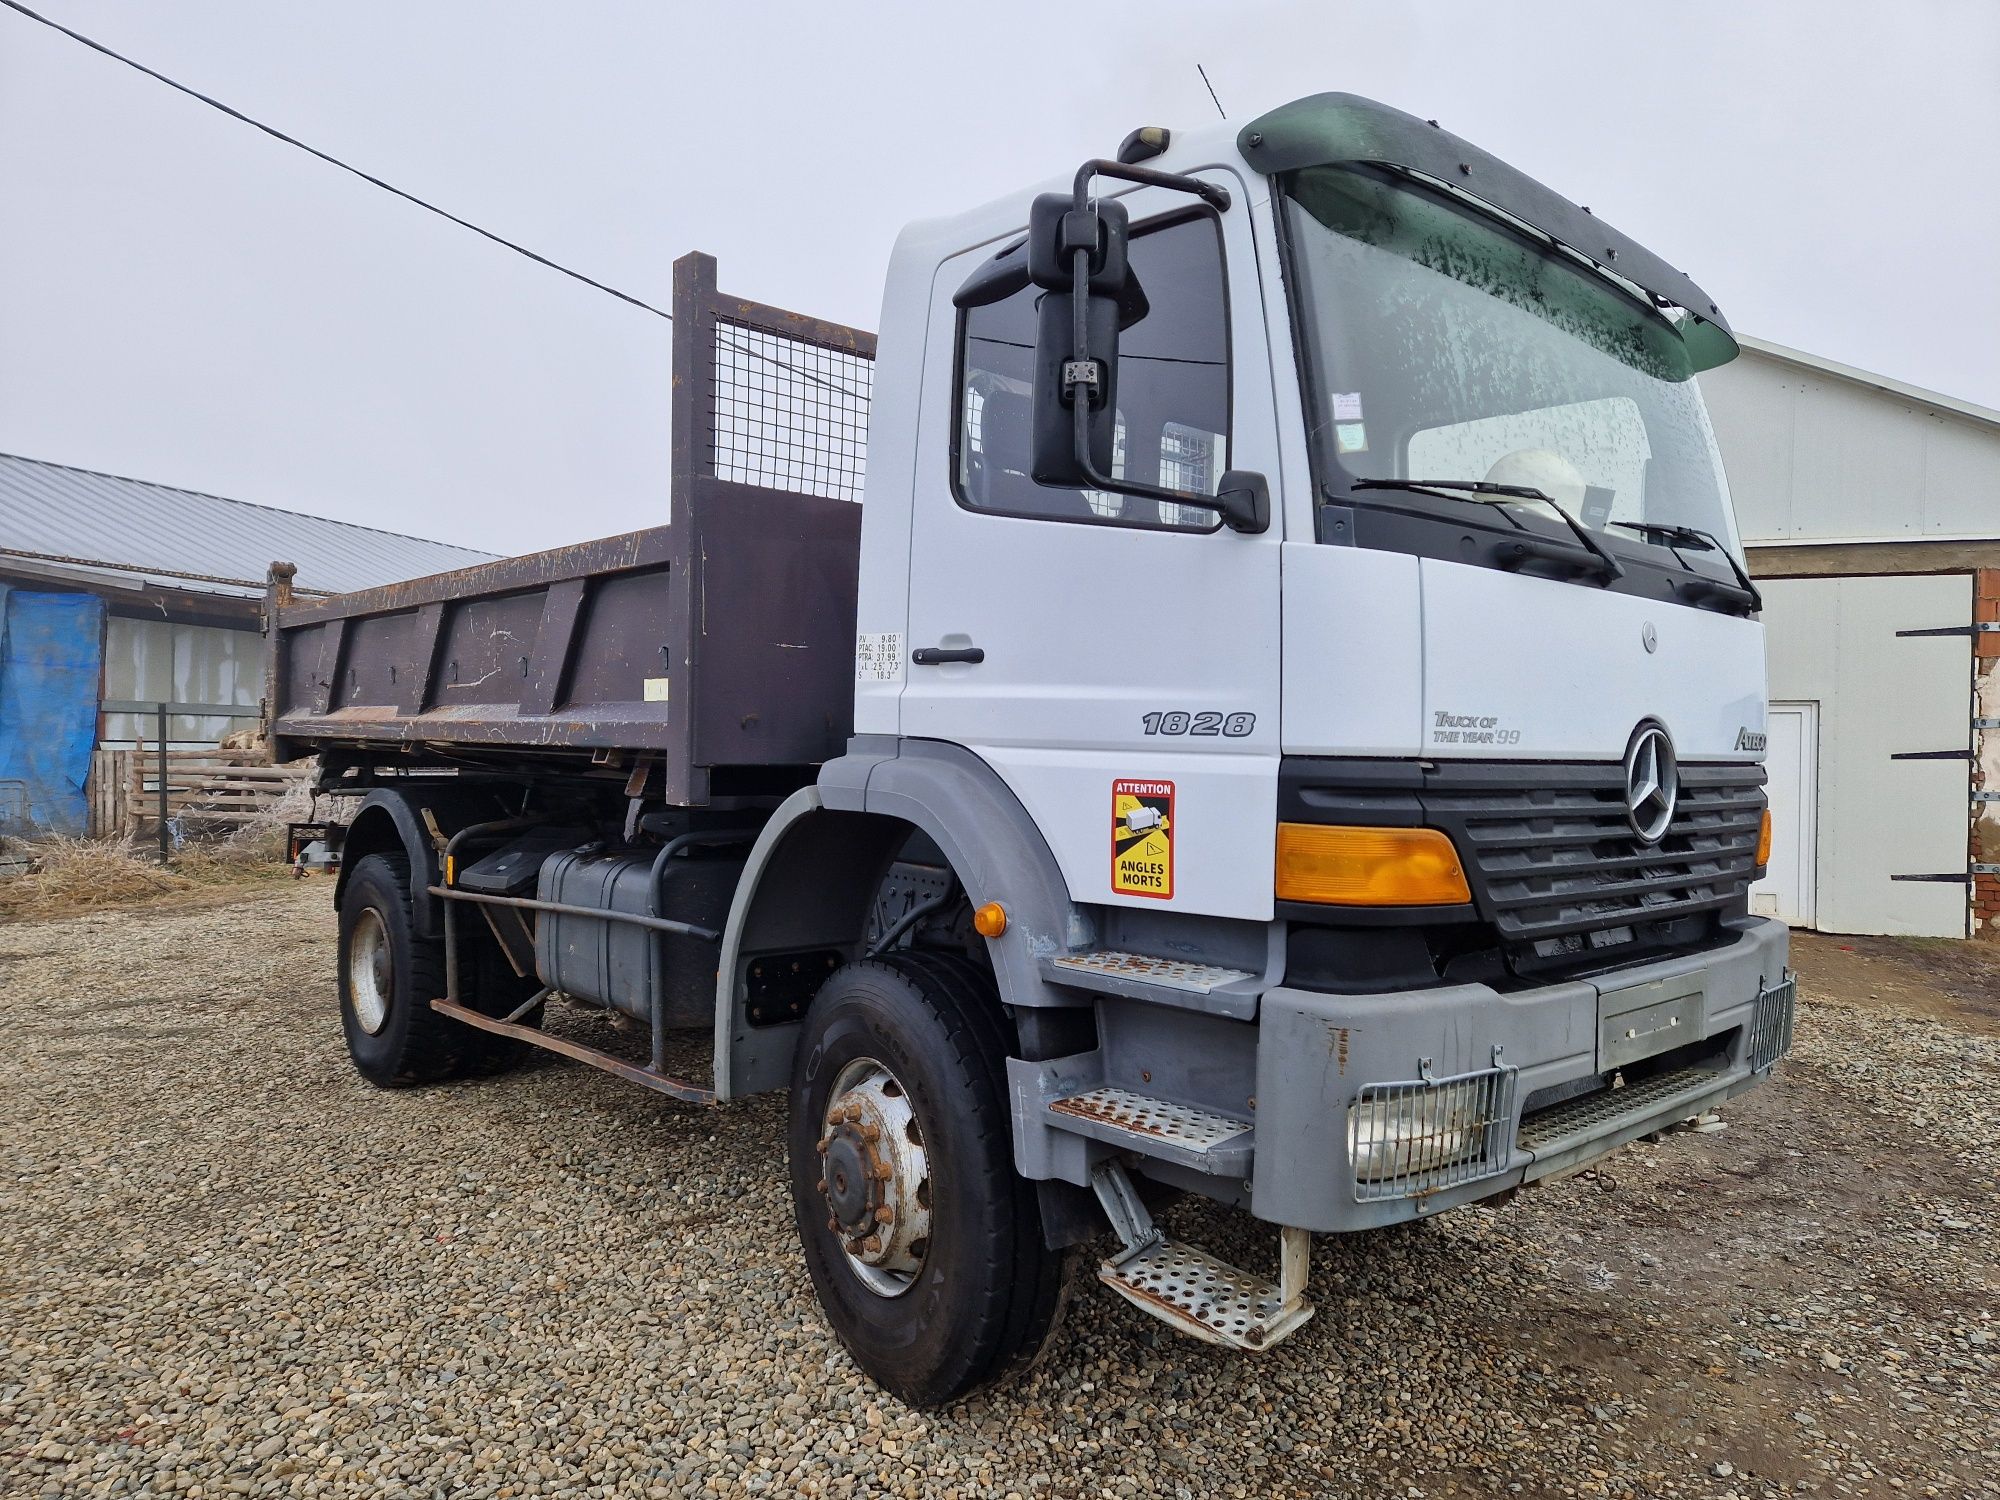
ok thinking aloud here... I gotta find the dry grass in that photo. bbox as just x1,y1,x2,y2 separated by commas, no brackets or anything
0,833,290,921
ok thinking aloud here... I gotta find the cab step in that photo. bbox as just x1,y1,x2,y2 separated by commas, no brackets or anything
1040,950,1262,1019
1047,1084,1254,1175
1101,1239,1315,1350
1089,1161,1312,1351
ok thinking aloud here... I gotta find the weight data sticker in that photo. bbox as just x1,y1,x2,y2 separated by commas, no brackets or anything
1111,779,1174,900
855,631,905,683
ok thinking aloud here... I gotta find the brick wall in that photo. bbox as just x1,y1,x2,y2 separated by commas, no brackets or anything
1974,567,2000,937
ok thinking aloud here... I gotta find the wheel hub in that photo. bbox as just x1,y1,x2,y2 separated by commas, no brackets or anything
348,908,391,1035
815,1059,930,1297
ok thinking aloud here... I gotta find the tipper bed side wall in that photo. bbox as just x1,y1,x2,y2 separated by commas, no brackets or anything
266,253,876,804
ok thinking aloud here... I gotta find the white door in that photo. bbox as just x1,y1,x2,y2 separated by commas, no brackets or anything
1751,701,1818,927
1760,574,1970,937
900,175,1284,919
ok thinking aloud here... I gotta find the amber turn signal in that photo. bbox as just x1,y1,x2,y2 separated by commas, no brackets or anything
1755,808,1773,869
972,901,1008,938
1274,824,1471,907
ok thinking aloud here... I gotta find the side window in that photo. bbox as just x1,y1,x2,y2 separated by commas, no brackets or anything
954,212,1229,529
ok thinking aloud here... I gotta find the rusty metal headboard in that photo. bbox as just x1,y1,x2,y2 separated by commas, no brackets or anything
669,253,876,512
660,254,877,802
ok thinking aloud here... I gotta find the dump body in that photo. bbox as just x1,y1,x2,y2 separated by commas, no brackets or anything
266,253,874,804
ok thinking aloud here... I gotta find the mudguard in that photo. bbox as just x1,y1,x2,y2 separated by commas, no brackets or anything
713,738,1093,1100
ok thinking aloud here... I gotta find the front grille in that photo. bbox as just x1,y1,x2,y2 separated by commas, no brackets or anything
1350,1064,1518,1201
1429,765,1765,953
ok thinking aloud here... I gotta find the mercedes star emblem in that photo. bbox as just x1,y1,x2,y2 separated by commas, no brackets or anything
1624,722,1678,844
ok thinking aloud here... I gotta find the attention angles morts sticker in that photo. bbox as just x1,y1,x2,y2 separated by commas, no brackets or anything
1111,779,1174,900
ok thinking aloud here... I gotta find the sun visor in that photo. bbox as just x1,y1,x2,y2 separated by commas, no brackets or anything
1240,94,1737,368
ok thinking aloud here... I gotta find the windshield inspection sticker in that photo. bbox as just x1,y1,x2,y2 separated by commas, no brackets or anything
1111,779,1174,900
1335,422,1369,454
1332,392,1364,421
855,631,904,683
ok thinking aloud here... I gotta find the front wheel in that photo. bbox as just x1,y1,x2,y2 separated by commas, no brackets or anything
787,953,1072,1407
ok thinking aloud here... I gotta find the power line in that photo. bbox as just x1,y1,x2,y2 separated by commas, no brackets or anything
0,0,673,320
3,0,881,408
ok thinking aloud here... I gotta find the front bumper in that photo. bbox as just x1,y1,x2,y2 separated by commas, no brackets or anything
1249,917,1791,1233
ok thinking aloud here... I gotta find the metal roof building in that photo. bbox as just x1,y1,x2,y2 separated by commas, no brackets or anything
0,452,494,599
0,453,496,836
1702,341,2000,939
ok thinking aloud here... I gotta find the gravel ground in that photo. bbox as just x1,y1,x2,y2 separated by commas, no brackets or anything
2,884,1996,1499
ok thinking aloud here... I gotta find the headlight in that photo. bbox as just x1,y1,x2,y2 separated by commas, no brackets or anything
1348,1066,1517,1199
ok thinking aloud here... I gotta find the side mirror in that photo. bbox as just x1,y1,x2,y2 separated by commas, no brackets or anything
1028,193,1127,487
1022,158,1262,532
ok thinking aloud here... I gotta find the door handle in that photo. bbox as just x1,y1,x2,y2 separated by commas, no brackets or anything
912,645,985,666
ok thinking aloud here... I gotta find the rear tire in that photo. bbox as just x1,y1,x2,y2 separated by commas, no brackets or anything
787,952,1072,1407
338,852,466,1086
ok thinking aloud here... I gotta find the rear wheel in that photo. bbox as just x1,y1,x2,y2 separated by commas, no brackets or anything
338,852,464,1086
787,952,1072,1407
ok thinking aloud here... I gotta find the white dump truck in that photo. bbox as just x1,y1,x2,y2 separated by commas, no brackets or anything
267,92,1792,1407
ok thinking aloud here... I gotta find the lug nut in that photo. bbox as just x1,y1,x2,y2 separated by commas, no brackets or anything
861,1235,882,1254
815,1179,827,1195
874,1205,894,1224
815,1138,828,1155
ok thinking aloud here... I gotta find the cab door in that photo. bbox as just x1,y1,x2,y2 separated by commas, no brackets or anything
899,174,1283,920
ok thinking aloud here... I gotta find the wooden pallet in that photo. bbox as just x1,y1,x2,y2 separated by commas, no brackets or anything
120,747,313,831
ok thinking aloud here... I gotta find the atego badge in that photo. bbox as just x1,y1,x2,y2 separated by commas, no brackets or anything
1111,779,1174,900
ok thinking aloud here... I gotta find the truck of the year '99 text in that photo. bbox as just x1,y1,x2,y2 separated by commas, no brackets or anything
265,93,1794,1407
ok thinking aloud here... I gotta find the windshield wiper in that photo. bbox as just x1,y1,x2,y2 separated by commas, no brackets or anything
1352,478,1625,581
1608,520,1762,610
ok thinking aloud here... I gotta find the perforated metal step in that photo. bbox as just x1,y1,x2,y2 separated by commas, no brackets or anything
1046,1085,1254,1173
1041,949,1263,1018
1516,1062,1723,1154
1049,950,1255,993
1099,1238,1314,1351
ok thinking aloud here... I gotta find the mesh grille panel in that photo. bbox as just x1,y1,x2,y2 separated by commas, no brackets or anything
709,320,873,502
1351,1065,1517,1201
1748,974,1796,1072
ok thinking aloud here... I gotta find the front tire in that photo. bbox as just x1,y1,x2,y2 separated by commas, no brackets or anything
787,953,1071,1407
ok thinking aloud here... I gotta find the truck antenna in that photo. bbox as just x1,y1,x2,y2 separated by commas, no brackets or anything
1196,64,1227,120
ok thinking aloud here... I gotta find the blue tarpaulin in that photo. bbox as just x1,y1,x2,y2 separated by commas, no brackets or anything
0,586,106,837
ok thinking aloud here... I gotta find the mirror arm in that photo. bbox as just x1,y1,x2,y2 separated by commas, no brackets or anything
1070,158,1232,215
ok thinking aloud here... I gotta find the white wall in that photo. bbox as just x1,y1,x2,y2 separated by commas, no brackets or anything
100,615,258,746
1760,573,1970,937
1703,341,2000,546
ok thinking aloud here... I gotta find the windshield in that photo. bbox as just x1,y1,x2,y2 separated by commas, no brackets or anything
1280,165,1741,559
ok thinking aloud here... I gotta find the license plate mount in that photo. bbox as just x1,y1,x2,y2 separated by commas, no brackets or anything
1596,973,1704,1070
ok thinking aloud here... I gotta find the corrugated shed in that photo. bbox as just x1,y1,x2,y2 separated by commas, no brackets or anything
0,452,497,597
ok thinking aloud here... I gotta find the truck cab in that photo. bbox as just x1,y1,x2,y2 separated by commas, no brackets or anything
273,92,1791,1409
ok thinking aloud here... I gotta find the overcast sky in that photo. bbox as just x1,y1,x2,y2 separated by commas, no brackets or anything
2,0,1995,558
